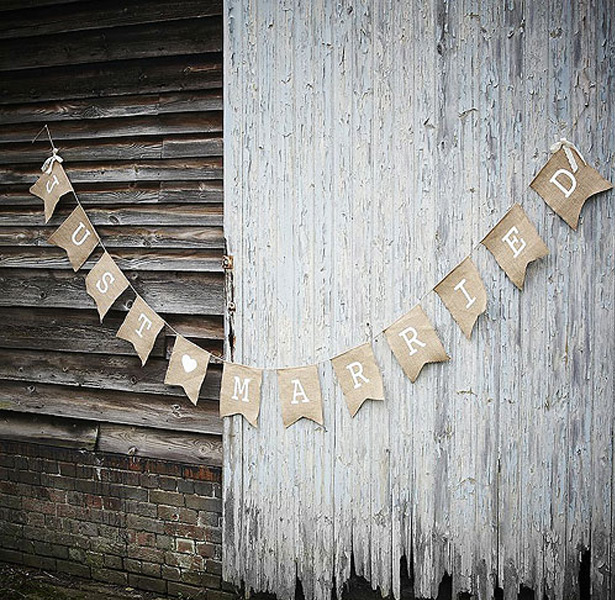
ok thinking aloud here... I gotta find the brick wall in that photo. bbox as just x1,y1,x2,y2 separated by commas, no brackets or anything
0,440,235,599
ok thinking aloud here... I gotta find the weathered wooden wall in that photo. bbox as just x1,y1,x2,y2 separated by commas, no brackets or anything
0,0,225,464
223,1,614,599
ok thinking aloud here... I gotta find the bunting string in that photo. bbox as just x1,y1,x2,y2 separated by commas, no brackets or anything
28,125,613,427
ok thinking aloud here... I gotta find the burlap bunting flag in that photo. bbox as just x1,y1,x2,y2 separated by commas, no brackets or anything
219,363,263,426
434,257,487,339
48,205,99,271
385,304,449,382
85,252,130,321
277,365,323,428
530,146,612,229
116,296,165,365
29,160,73,223
482,203,549,289
331,343,384,416
164,335,211,405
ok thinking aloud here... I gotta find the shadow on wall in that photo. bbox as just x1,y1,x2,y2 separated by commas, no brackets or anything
249,550,592,600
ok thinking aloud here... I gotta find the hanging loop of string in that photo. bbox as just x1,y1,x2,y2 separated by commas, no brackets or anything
32,125,64,174
549,137,586,173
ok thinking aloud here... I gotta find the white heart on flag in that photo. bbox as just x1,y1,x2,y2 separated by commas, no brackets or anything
182,354,197,373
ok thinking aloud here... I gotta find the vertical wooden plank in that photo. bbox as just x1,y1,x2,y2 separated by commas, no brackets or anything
496,2,524,598
542,0,573,596
563,1,596,598
369,0,392,593
591,2,614,598
387,1,414,596
409,0,440,596
222,0,247,590
326,0,354,596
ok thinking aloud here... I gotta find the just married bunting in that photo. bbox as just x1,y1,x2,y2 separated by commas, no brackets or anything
29,137,611,429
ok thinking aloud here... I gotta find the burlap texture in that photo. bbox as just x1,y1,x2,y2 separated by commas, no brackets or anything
164,335,211,405
116,296,165,366
331,343,384,416
219,363,263,426
29,161,73,222
277,365,323,428
85,252,130,320
48,205,98,271
530,147,612,229
482,203,549,289
385,304,449,382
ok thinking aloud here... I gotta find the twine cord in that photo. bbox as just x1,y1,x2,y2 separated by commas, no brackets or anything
549,137,586,173
34,125,524,372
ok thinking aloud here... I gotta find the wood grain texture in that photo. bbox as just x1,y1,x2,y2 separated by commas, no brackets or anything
0,247,224,272
0,112,222,143
0,307,223,354
0,411,98,450
0,18,223,71
0,181,224,206
0,0,222,39
0,381,222,436
0,225,225,249
97,423,223,466
0,268,225,314
223,1,614,598
0,90,223,125
0,54,222,105
0,0,225,457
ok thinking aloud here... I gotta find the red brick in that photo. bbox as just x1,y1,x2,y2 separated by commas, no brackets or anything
0,442,224,597
158,505,197,524
165,551,204,570
103,496,122,511
175,538,195,554
127,545,165,564
84,494,103,509
22,497,56,515
92,567,128,586
167,581,207,599
149,490,184,506
136,531,156,546
196,542,217,558
182,465,221,482
128,573,167,594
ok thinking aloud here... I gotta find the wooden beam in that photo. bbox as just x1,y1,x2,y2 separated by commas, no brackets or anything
0,411,98,450
0,157,223,184
97,423,223,466
0,268,226,314
0,307,224,354
0,204,223,227
0,90,223,125
0,0,223,38
0,181,224,206
0,247,224,272
0,112,222,143
0,136,223,164
0,224,225,249
0,380,223,436
0,18,223,71
0,348,222,400
0,54,222,105
0,1,82,14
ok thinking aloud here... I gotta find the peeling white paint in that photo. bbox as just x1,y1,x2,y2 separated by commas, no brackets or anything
223,1,614,598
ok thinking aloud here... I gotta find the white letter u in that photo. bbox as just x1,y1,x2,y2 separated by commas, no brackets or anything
71,222,91,246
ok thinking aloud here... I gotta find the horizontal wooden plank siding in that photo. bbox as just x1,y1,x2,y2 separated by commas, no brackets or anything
0,0,225,460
